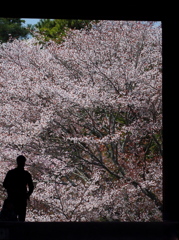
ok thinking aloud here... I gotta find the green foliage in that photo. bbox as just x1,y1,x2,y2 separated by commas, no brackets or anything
34,19,99,43
0,18,30,43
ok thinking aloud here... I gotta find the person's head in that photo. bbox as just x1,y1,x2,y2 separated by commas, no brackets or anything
16,155,26,169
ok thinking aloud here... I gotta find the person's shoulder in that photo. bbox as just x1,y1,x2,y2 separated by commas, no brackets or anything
7,168,16,174
9,168,16,172
5,168,17,178
24,170,32,177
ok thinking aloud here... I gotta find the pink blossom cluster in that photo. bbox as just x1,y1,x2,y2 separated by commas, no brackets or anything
0,21,162,221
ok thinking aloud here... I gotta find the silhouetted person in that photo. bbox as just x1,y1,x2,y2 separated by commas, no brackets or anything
0,198,17,221
3,155,34,221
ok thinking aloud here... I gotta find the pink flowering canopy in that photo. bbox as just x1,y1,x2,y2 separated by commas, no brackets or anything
0,20,162,221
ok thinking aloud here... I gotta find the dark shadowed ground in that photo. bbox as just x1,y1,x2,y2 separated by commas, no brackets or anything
0,222,178,240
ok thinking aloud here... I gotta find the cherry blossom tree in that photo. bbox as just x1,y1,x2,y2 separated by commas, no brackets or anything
0,20,162,221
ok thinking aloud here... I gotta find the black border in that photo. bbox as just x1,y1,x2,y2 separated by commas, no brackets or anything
0,4,179,239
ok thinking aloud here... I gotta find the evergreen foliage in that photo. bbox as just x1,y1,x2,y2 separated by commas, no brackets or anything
0,18,30,43
34,19,99,43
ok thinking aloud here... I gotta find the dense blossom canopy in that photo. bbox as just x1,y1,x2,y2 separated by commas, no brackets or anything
0,21,162,221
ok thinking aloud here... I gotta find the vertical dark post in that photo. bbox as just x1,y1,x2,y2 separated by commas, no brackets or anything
163,18,179,222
